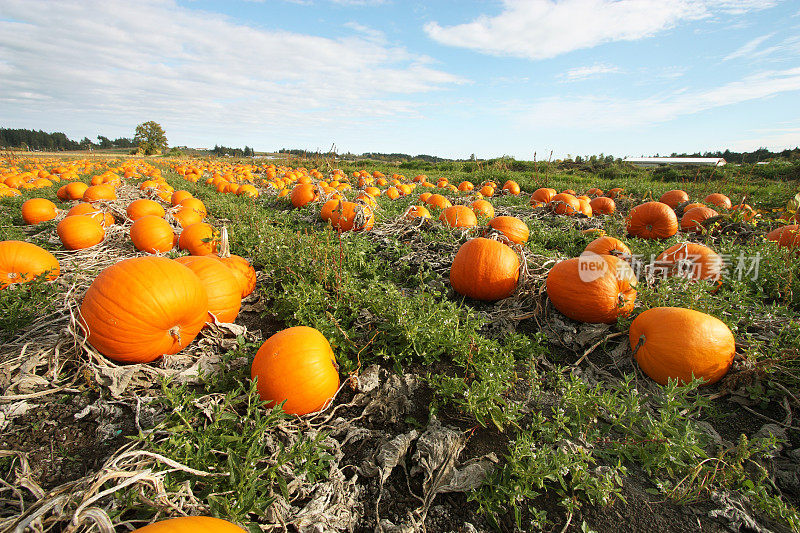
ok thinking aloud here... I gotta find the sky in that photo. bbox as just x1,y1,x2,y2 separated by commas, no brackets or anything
1,0,799,159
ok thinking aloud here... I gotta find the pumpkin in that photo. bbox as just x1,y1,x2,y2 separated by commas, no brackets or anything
385,187,400,200
178,222,218,256
418,192,432,203
656,242,722,283
703,193,732,210
320,199,341,222
440,205,478,228
531,187,556,204
57,216,105,250
659,190,689,209
179,197,208,219
589,196,615,215
479,185,495,197
82,184,116,202
502,180,521,195
546,254,637,324
682,202,705,213
458,181,474,192
170,190,193,206
731,204,756,221
290,183,318,208
450,238,520,301
584,236,631,258
21,198,58,225
133,516,245,533
626,202,678,239
64,181,89,201
405,205,431,219
577,197,593,217
251,326,340,415
630,307,735,386
215,227,256,298
470,199,494,219
606,187,624,198
488,216,529,244
550,193,580,215
130,216,175,254
425,194,452,210
680,206,719,234
175,255,242,323
330,201,374,232
0,240,59,289
67,203,115,227
79,257,208,363
562,189,577,195
173,207,203,228
126,199,165,221
766,225,800,249
585,187,603,197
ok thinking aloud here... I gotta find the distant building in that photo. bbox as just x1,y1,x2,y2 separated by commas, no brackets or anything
624,157,726,168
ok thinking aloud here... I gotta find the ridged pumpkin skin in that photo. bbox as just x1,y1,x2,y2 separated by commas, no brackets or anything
251,326,340,415
489,216,529,244
405,205,431,219
656,242,722,282
218,255,257,297
79,257,208,363
57,216,105,250
170,190,193,206
546,254,637,324
584,236,631,258
178,223,218,256
704,193,732,210
470,200,495,219
67,203,115,227
126,199,166,221
291,183,317,208
0,240,60,289
551,193,580,215
178,197,208,219
659,190,689,209
626,202,678,239
64,181,89,201
133,516,245,533
680,206,719,234
130,216,175,254
450,238,520,301
766,225,800,249
21,198,58,225
330,201,374,232
531,188,556,204
426,194,452,210
630,307,735,385
440,205,478,228
173,207,203,228
175,256,241,323
589,196,615,215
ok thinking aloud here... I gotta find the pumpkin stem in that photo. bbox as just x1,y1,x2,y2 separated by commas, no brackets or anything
169,326,183,346
219,226,231,259
631,334,646,355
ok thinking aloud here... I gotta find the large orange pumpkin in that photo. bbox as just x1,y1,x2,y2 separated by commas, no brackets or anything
450,238,520,301
67,203,115,227
251,326,340,415
440,205,478,228
82,184,116,202
550,193,579,215
680,206,719,234
584,236,631,258
57,216,105,250
546,254,637,324
531,188,556,204
589,196,615,215
425,194,452,210
215,227,256,298
659,190,689,209
291,183,318,208
178,197,208,219
175,256,242,323
173,207,203,228
626,202,678,239
330,201,374,232
488,216,529,244
170,190,193,206
63,181,89,201
21,198,58,225
133,516,245,533
704,193,732,210
470,199,495,219
656,242,722,282
178,223,218,256
0,240,59,289
79,257,208,363
630,307,735,386
130,216,175,254
126,199,165,221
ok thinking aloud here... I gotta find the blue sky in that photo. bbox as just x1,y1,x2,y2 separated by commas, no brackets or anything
1,0,799,159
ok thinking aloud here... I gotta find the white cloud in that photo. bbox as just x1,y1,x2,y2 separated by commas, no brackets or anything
724,33,774,61
724,127,800,151
0,0,461,145
560,63,621,81
515,67,800,129
425,0,776,60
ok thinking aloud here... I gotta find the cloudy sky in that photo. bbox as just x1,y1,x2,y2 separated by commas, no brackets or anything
1,0,799,158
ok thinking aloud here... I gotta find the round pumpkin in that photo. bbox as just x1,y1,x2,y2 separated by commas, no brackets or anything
656,242,722,282
79,257,208,363
82,184,116,202
133,517,244,533
531,188,556,204
458,181,474,192
659,190,689,209
330,201,374,232
680,206,719,234
502,180,521,195
586,187,603,197
546,254,637,324
178,222,218,256
470,199,495,219
251,326,340,415
704,193,732,210
126,199,165,221
405,205,431,219
64,181,89,201
584,236,631,258
21,198,58,225
175,256,241,323
426,194,452,210
550,193,580,215
215,227,256,298
766,225,800,249
577,197,593,217
67,203,115,227
589,196,615,215
178,197,208,219
489,216,529,244
170,190,193,206
731,203,756,221
130,216,175,254
450,238,520,301
606,188,624,199
630,307,735,386
291,183,318,208
440,205,478,228
626,202,678,239
0,240,59,289
173,207,204,228
57,215,105,250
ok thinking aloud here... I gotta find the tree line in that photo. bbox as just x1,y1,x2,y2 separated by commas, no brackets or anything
212,145,255,157
0,128,135,151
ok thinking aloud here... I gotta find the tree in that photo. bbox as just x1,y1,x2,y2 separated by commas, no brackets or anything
133,121,168,155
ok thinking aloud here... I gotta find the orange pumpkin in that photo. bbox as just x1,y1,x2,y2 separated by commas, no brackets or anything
178,223,218,256
405,205,431,219
656,242,722,282
488,216,529,244
425,194,452,210
133,516,245,533
470,199,494,219
704,193,732,210
126,199,166,221
589,196,615,215
440,205,478,228
178,197,208,219
577,197,593,217
67,203,115,227
479,185,495,197
458,181,474,192
130,216,175,254
82,184,116,202
63,181,89,201
0,240,59,289
21,198,58,225
173,207,203,228
550,193,580,215
585,187,603,197
57,216,105,250
450,238,519,301
531,188,556,204
215,227,256,298
170,190,193,206
626,202,678,239
680,206,719,234
731,203,756,221
584,236,631,258
175,255,242,323
630,307,734,385
766,225,800,249
386,187,400,200
251,326,340,415
606,187,624,199
659,190,689,209
502,180,521,195
683,202,705,212
330,201,374,232
291,183,318,208
320,199,341,222
546,254,637,324
79,257,208,363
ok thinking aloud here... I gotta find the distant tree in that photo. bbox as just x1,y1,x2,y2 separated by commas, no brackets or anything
96,135,113,149
133,121,168,155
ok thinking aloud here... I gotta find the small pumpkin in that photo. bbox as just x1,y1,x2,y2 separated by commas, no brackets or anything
425,194,452,210
680,206,719,234
178,222,218,256
133,516,245,533
589,196,615,215
330,201,374,232
659,190,689,209
731,203,756,221
584,236,631,258
450,238,520,301
488,216,529,244
440,205,478,228
0,240,60,289
630,307,734,386
176,255,242,323
21,198,58,225
766,224,800,249
170,190,193,206
64,181,89,201
470,199,495,219
79,257,208,363
82,184,116,202
404,205,431,219
531,188,556,204
656,242,722,282
130,216,175,254
251,326,340,415
126,199,166,221
626,202,678,239
704,193,732,210
502,180,521,195
291,183,318,208
57,215,105,250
